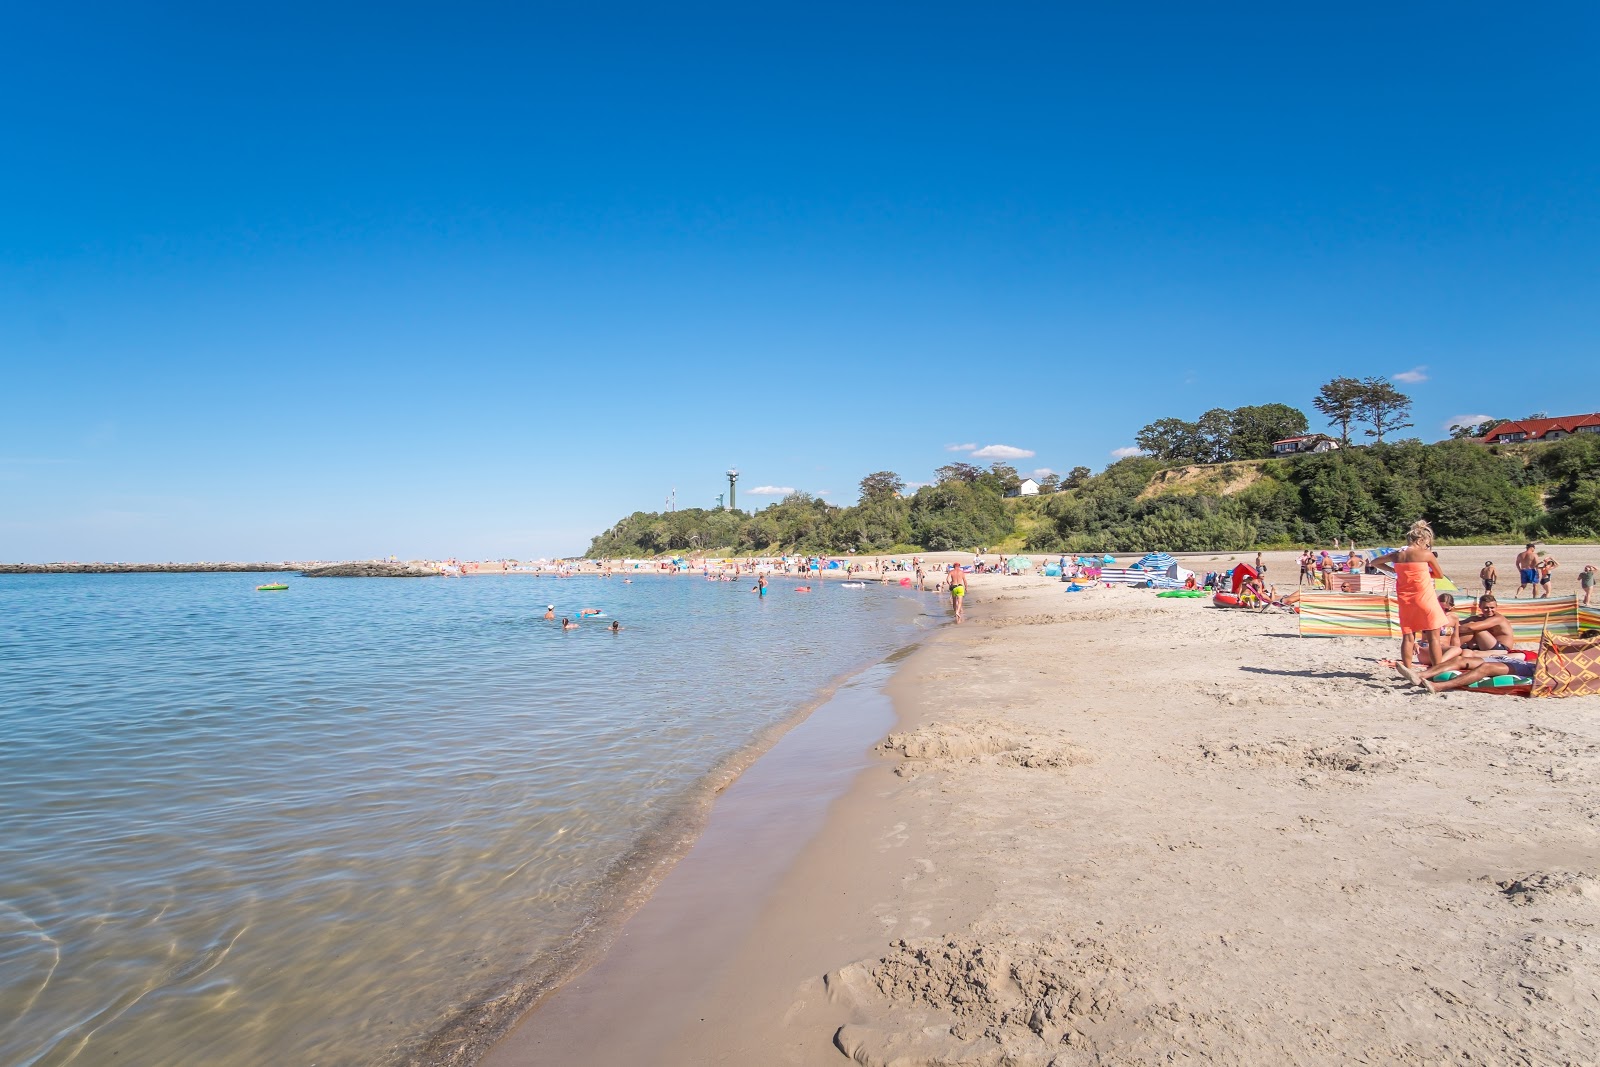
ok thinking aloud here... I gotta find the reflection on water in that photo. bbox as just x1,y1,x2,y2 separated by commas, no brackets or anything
0,573,932,1066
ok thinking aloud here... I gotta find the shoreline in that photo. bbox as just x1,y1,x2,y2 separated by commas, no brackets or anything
475,543,1600,1065
405,593,943,1067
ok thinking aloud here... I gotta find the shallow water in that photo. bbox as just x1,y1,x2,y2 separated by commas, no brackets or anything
0,572,935,1067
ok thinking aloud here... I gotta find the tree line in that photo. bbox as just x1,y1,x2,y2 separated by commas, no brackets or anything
586,433,1600,557
1133,377,1418,463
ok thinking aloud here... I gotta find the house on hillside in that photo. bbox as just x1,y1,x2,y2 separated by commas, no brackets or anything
1477,413,1600,444
1005,478,1040,498
1271,434,1342,455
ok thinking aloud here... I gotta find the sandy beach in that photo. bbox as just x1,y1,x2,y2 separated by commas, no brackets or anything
476,543,1600,1066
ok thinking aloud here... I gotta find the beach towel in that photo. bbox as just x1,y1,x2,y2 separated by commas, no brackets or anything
1395,561,1447,635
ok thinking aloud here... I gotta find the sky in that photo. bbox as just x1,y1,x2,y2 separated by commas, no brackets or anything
3,3,1597,561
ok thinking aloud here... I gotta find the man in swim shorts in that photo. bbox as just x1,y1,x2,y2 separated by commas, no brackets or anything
1515,543,1539,598
1479,561,1496,594
1457,594,1516,652
948,563,966,622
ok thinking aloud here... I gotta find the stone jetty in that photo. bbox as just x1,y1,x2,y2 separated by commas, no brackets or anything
1,561,440,577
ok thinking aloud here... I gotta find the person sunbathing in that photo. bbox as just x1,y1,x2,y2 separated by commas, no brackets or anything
1393,649,1534,692
1457,594,1516,651
1403,592,1461,668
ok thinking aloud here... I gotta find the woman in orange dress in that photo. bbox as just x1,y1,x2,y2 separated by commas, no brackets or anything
1374,519,1448,668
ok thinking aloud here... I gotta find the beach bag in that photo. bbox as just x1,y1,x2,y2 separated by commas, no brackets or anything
1532,631,1600,698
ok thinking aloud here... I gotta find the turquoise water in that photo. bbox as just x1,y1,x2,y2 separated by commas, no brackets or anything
0,573,936,1067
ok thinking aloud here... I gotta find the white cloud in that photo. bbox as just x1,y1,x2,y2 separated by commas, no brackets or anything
749,485,795,496
1030,468,1059,480
971,444,1035,460
1110,446,1145,458
905,480,933,489
944,442,977,452
816,490,831,496
1443,414,1494,434
1393,366,1429,384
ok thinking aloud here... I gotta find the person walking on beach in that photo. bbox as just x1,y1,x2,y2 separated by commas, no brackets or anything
1581,564,1597,605
948,563,967,623
1480,561,1497,595
1538,557,1559,598
1255,552,1265,580
1373,520,1449,670
1515,543,1539,598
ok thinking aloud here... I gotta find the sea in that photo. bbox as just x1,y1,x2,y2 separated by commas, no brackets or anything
0,571,937,1067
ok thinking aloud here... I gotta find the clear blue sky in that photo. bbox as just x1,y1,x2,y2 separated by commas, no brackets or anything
4,3,1596,561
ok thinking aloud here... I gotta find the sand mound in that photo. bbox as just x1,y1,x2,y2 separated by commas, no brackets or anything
1495,871,1600,905
827,935,1127,1066
1199,736,1408,775
975,613,1073,628
879,721,1089,772
827,935,1233,1067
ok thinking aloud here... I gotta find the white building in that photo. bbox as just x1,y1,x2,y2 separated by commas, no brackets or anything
1006,478,1041,497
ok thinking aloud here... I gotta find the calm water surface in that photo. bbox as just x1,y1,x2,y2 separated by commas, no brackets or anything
0,573,936,1066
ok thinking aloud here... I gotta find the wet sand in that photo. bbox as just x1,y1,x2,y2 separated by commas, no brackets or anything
480,544,1600,1066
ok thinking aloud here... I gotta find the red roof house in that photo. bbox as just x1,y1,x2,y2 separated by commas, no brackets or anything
1478,413,1600,444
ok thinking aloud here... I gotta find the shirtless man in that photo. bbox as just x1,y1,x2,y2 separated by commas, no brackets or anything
948,564,967,622
1515,543,1539,598
1456,594,1516,652
543,604,556,620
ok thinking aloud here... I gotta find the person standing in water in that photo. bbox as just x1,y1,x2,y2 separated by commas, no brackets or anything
1373,519,1448,669
543,604,555,620
757,574,768,599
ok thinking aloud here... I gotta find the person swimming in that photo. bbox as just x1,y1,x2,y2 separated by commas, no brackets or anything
560,616,578,630
609,620,621,632
543,604,555,620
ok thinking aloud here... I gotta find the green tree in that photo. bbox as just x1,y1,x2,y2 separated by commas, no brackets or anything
1134,418,1199,461
1063,465,1091,488
1358,377,1414,442
1193,408,1236,463
980,462,1022,496
1036,472,1061,493
1313,377,1365,446
1228,403,1309,459
857,470,905,502
934,461,983,484
1448,417,1504,440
